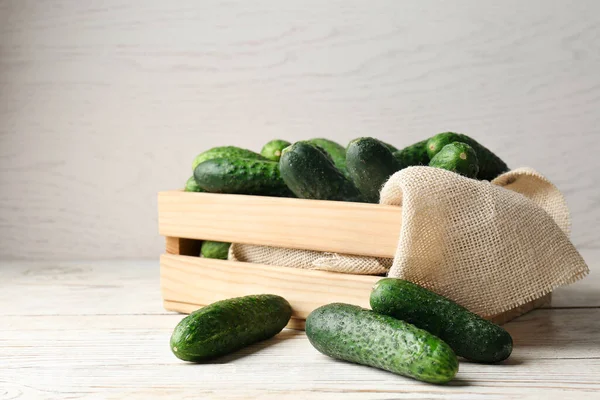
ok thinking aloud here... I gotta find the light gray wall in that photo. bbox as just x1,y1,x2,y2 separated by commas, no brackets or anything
1,0,599,260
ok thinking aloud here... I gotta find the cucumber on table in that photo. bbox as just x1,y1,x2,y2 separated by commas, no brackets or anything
393,139,430,167
184,176,205,192
429,142,479,178
194,158,294,197
192,146,266,171
261,139,291,162
370,278,513,363
200,241,231,260
346,137,404,203
171,294,292,362
306,138,348,174
279,141,363,202
426,132,508,180
306,303,458,384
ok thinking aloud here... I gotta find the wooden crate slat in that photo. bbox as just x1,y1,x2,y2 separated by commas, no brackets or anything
160,253,381,321
161,253,551,327
158,190,402,258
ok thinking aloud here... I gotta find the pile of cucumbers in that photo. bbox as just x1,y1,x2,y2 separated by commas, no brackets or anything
186,132,508,205
170,278,513,384
188,132,507,260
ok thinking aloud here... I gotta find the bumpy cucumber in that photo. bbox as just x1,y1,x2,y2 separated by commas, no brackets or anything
279,142,363,202
346,137,403,203
194,158,294,197
306,138,347,174
184,176,205,192
261,139,292,162
200,241,231,260
393,139,430,167
306,303,458,384
370,278,513,363
192,146,266,171
426,133,508,180
429,142,479,178
170,294,292,362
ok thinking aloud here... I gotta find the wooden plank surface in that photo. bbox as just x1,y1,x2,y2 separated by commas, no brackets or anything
158,191,403,258
1,1,600,261
1,250,599,399
1,310,600,400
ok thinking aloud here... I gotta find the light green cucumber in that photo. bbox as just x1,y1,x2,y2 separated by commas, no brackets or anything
200,241,231,260
261,139,292,162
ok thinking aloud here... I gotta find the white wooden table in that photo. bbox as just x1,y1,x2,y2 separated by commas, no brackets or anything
2,250,599,399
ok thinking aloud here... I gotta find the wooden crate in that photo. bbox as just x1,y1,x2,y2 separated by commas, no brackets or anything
158,190,551,329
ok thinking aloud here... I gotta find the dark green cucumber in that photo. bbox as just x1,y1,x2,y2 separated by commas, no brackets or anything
381,141,398,153
280,142,363,202
261,139,292,162
192,146,266,171
426,133,508,180
370,278,513,363
306,303,458,384
194,158,294,197
306,138,347,174
429,142,479,178
200,241,231,260
346,137,403,203
393,139,430,167
184,176,205,192
170,294,292,362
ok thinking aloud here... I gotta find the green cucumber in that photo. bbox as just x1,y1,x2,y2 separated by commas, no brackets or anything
381,141,398,153
393,140,430,167
306,303,458,384
429,142,479,178
307,138,347,174
261,139,292,162
170,294,292,362
184,176,205,192
200,241,231,260
194,158,294,197
192,146,266,171
370,278,513,363
346,137,403,203
279,142,363,202
426,133,508,180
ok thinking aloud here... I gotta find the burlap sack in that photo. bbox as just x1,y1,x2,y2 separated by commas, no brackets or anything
229,167,589,316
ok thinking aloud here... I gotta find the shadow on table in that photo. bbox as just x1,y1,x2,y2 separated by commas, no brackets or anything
459,356,524,367
549,280,600,308
502,308,600,350
322,357,473,387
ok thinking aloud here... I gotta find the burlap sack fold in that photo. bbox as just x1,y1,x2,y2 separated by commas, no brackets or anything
229,166,589,316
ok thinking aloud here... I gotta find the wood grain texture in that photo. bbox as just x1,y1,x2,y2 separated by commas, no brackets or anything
1,1,599,260
1,258,600,399
158,175,528,259
1,312,600,400
158,190,403,258
160,253,551,326
160,254,380,320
